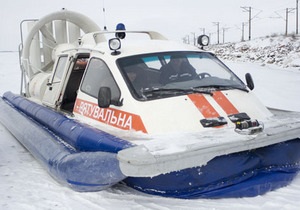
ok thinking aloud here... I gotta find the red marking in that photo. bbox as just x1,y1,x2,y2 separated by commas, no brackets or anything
188,94,219,118
73,98,148,133
212,91,239,115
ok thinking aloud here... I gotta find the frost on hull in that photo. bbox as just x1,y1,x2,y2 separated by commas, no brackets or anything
124,139,300,198
0,93,128,191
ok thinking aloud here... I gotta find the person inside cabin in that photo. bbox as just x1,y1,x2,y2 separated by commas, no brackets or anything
159,54,197,85
74,58,88,70
61,57,88,111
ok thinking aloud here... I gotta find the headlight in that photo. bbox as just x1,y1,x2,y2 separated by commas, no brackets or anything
197,35,210,47
109,38,121,55
109,38,121,51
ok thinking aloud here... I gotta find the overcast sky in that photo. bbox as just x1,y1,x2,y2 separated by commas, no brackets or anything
0,0,298,51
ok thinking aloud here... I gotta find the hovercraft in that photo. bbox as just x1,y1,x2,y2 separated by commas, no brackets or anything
0,10,300,198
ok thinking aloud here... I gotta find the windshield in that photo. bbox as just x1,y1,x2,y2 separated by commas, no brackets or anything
117,51,246,100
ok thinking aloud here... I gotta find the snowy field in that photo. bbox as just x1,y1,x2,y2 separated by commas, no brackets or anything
0,52,300,210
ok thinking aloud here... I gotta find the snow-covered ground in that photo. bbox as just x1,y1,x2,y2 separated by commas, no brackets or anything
0,50,300,210
209,35,300,70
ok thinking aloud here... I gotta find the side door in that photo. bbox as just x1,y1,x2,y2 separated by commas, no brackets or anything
42,55,72,108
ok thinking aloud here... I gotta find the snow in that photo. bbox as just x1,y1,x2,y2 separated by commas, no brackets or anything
1,43,300,209
209,35,300,69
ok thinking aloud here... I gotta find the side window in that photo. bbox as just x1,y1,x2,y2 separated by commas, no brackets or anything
52,56,68,83
81,58,121,104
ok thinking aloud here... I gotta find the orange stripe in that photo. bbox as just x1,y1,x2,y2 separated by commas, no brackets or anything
188,94,220,118
212,91,239,115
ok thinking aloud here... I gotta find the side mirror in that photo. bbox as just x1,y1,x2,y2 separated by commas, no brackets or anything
98,87,111,108
245,73,254,90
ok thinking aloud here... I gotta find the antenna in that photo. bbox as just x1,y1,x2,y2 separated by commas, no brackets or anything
102,0,107,30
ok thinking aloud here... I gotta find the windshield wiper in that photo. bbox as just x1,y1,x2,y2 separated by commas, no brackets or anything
142,85,248,99
189,87,214,95
142,87,213,97
195,85,249,93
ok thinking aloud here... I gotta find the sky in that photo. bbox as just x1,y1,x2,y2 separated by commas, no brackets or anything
0,0,298,51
